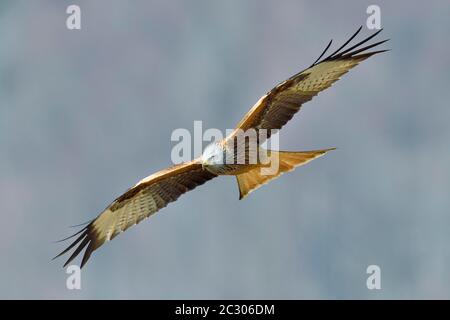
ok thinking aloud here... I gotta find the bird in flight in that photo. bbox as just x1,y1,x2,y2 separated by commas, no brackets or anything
55,27,388,268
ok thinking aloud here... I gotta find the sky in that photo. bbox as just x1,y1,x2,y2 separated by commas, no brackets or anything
1,0,450,299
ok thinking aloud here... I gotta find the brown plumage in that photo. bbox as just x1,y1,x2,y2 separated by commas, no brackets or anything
55,27,388,268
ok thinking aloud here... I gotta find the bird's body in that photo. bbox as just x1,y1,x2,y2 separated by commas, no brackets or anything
201,139,262,175
55,27,389,268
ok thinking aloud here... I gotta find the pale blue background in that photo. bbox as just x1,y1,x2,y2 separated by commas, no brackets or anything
1,0,449,299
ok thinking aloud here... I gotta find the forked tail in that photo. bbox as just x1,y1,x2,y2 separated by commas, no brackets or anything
236,148,335,199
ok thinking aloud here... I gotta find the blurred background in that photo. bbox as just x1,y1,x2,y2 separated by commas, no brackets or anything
1,0,449,299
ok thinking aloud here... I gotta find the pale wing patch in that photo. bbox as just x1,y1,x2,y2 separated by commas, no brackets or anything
232,28,388,142
55,163,216,268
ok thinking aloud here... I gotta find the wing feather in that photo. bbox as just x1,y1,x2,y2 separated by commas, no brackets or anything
231,28,389,142
54,160,217,268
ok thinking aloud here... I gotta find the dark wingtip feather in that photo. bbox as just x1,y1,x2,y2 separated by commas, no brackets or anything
350,49,391,60
69,219,94,228
341,39,390,58
63,237,91,268
53,222,96,268
80,241,96,268
324,26,363,61
310,39,333,67
52,230,87,261
53,227,86,244
312,27,389,66
336,28,384,57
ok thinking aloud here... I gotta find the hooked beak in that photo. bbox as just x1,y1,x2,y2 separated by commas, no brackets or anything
202,158,211,170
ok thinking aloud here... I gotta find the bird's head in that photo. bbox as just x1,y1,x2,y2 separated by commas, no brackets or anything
201,142,224,168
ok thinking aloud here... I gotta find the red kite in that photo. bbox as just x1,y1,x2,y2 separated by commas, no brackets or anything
55,27,388,267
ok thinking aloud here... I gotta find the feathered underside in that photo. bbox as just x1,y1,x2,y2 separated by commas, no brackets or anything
54,161,217,268
230,26,389,142
54,26,389,268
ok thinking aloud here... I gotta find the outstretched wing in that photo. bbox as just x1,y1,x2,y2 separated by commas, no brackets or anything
54,160,217,268
231,27,389,142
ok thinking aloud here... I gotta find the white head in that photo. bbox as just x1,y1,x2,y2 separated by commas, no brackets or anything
201,142,224,167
